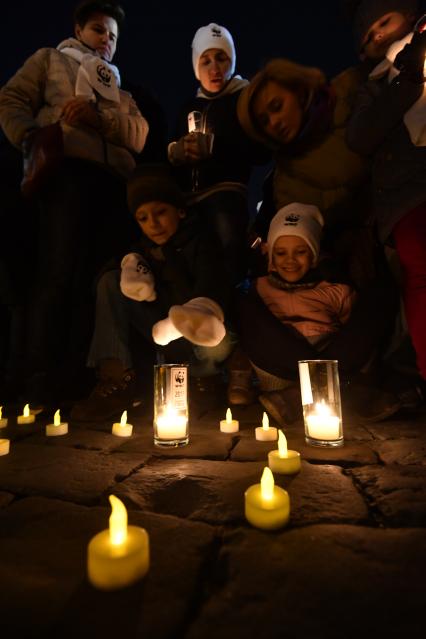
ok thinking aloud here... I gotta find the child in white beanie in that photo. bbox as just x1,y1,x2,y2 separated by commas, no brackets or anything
71,164,235,421
257,203,356,347
238,202,402,424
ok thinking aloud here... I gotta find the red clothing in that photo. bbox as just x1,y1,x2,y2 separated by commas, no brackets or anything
393,202,426,380
256,276,356,344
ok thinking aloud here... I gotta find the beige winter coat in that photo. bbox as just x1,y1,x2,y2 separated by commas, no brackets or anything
0,39,149,178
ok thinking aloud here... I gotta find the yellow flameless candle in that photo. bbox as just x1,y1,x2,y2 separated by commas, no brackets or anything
305,401,340,441
87,495,149,590
268,430,301,475
0,406,8,429
220,407,239,433
17,404,35,425
46,409,68,436
245,467,290,530
112,410,133,437
0,438,10,456
255,412,278,441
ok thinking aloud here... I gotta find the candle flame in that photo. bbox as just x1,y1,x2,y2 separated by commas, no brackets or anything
260,467,274,501
120,411,127,427
54,409,60,426
278,430,288,458
226,408,232,423
0,406,2,419
315,400,331,417
262,412,269,430
23,404,30,417
109,495,127,545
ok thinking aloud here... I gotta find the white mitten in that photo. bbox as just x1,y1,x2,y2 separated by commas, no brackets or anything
120,253,156,302
168,297,226,347
152,317,183,345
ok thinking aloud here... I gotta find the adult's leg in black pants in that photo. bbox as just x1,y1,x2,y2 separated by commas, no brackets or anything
26,159,136,402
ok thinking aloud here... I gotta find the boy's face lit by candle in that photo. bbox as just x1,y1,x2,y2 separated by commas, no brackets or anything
270,235,314,283
361,11,415,61
135,201,186,245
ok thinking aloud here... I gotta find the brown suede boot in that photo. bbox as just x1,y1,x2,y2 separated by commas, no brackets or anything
70,358,138,422
226,347,256,406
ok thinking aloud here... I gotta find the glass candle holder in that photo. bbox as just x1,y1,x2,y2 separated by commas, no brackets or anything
153,364,189,447
298,360,343,448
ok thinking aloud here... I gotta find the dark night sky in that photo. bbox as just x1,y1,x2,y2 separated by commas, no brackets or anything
2,0,359,126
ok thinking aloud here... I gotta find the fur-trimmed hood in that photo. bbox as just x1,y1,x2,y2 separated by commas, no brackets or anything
237,58,326,149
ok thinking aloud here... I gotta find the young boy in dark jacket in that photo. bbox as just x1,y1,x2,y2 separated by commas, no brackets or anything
346,0,426,385
71,164,235,420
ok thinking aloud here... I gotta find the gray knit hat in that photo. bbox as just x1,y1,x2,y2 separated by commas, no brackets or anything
352,0,419,51
127,164,185,216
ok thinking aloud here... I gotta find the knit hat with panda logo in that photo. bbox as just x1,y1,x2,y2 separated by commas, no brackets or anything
191,23,236,80
267,203,324,265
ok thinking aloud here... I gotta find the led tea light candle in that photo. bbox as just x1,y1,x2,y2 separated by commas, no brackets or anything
298,360,343,448
268,430,301,475
220,408,239,433
305,401,340,441
46,409,68,436
255,412,278,441
0,439,10,456
17,404,35,425
0,406,8,428
112,410,133,438
245,467,290,531
87,495,149,590
153,364,189,447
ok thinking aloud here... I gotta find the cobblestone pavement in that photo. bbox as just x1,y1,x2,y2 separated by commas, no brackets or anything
0,393,425,639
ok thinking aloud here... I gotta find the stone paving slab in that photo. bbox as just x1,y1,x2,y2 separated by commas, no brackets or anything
185,524,426,639
0,496,215,639
371,437,426,466
230,435,378,466
350,464,426,526
117,429,234,460
114,458,368,527
0,444,149,504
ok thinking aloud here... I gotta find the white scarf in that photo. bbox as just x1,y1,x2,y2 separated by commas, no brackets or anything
196,75,248,99
369,32,426,146
60,42,121,104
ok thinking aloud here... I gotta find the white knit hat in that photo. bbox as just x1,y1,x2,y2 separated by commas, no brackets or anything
191,23,236,80
267,203,324,264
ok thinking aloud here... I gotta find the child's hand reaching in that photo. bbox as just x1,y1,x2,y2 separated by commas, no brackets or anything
120,253,157,302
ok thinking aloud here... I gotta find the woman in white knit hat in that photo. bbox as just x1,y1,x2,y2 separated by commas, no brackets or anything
168,22,268,288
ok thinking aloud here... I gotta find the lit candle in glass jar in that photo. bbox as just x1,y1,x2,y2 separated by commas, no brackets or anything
305,401,340,441
156,407,187,440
